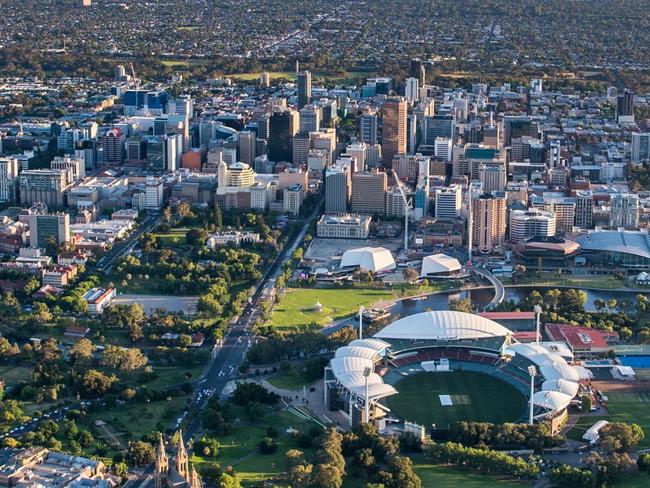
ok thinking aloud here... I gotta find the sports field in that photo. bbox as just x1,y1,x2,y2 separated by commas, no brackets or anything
386,371,527,428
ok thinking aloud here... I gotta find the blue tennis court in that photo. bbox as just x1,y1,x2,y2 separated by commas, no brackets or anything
619,356,650,368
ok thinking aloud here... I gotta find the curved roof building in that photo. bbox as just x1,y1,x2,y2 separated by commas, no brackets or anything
420,254,462,277
374,310,511,341
576,230,650,269
339,247,396,273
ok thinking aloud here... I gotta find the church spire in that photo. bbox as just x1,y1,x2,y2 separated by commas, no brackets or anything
154,434,168,488
175,430,189,481
190,464,202,488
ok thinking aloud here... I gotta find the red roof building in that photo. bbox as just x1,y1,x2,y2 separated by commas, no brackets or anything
545,323,619,357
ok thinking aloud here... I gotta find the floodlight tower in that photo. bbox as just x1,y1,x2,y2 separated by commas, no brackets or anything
392,170,412,254
358,305,365,340
363,366,372,423
528,365,537,425
534,304,542,346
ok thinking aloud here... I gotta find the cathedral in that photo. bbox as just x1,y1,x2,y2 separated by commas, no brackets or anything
154,431,202,488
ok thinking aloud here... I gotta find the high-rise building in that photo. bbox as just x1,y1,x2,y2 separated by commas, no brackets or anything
145,176,164,210
299,106,321,132
531,193,576,236
434,137,453,161
382,98,407,166
325,165,350,213
292,132,311,165
405,78,419,101
509,209,556,244
471,192,507,253
351,169,387,214
19,169,72,206
28,213,70,249
504,116,538,146
478,163,506,193
283,184,305,215
434,185,462,221
259,72,270,88
359,112,378,146
575,190,594,229
632,133,650,163
410,58,425,85
423,115,455,146
297,71,312,109
616,90,635,124
268,110,299,162
346,143,367,173
51,156,84,181
102,128,125,164
610,193,639,229
238,131,256,165
0,157,19,203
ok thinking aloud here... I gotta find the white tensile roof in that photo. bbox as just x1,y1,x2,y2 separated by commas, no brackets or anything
533,390,574,415
420,253,462,275
542,379,580,397
329,357,375,377
374,311,511,341
583,420,609,442
329,345,397,402
349,339,391,352
339,247,396,273
335,346,381,362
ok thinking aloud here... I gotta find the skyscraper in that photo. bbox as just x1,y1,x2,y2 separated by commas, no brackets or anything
610,193,639,229
616,90,635,124
299,105,321,132
359,113,378,146
351,169,387,215
471,192,507,254
632,133,650,163
434,185,462,221
422,115,455,146
0,157,19,203
410,58,425,85
478,163,506,193
102,128,125,164
325,165,350,213
268,110,299,162
297,71,312,109
405,77,419,101
382,98,407,166
575,190,594,229
238,131,256,165
509,209,556,244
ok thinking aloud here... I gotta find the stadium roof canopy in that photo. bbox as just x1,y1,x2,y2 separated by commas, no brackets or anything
575,230,650,259
420,253,462,276
349,339,391,354
374,311,511,341
339,247,396,273
532,390,574,416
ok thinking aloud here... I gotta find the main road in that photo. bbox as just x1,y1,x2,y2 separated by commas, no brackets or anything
183,198,323,438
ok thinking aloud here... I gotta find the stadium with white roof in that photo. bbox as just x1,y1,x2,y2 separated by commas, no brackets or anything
324,311,588,430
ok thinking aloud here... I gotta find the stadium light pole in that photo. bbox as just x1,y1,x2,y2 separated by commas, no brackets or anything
363,366,371,424
359,305,365,340
534,304,542,346
528,365,537,425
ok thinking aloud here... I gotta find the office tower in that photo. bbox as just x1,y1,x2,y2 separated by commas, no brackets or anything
297,71,312,109
145,91,170,115
351,169,387,214
617,90,635,124
50,156,84,181
478,163,506,193
504,116,538,146
509,209,556,244
366,144,382,167
238,131,256,165
506,181,529,206
434,185,462,220
28,213,70,249
610,194,640,229
453,97,469,123
548,138,562,168
145,176,164,209
325,165,350,212
531,193,576,236
530,79,543,94
123,90,146,115
102,128,125,164
115,65,126,80
632,133,650,163
392,153,429,183
299,106,321,133
359,113,378,146
471,192,507,253
434,137,453,161
346,143,367,173
575,191,594,229
405,78,419,101
268,110,299,162
170,95,193,120
19,169,72,206
310,129,337,165
407,114,418,155
382,98,407,166
291,132,311,165
386,188,407,217
483,125,500,148
0,157,18,203
283,184,305,216
259,72,270,88
320,99,338,128
423,115,455,146
414,179,430,220
410,58,425,85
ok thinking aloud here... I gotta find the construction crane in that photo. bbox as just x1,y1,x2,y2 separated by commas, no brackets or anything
392,170,412,255
130,63,139,92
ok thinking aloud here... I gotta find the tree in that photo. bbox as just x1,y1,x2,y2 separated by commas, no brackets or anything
81,369,118,397
599,423,645,453
215,205,223,230
219,473,241,488
402,267,419,283
448,298,472,313
581,394,592,413
549,464,596,488
32,302,52,324
607,298,618,311
639,328,650,345
258,437,278,454
127,441,154,467
69,339,95,364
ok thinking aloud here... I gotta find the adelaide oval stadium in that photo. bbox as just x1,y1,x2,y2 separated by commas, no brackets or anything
324,311,591,434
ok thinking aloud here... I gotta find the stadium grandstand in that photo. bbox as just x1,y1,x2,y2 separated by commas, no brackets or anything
325,311,590,432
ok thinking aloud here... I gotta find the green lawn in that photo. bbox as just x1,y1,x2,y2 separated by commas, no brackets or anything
504,274,625,290
386,371,527,429
566,390,650,449
618,473,650,487
270,287,397,331
0,365,33,387
155,228,189,247
267,369,314,390
192,408,319,487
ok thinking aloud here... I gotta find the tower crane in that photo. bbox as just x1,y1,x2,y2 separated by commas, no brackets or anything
392,170,412,255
